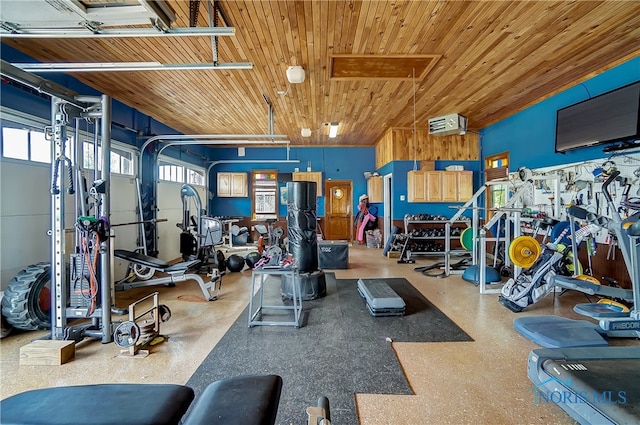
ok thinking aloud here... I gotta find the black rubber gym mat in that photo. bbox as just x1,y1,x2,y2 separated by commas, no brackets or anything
187,273,472,425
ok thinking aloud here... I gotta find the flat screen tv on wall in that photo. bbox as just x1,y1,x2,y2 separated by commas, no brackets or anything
555,81,640,153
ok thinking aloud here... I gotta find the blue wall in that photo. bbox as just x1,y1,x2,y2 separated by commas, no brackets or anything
377,160,481,221
481,56,640,170
208,146,376,217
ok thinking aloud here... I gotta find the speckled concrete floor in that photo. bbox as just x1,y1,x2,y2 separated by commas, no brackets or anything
1,244,634,424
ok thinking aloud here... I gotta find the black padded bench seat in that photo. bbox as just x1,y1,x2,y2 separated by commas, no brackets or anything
183,375,283,425
0,384,194,425
0,375,283,425
114,249,200,272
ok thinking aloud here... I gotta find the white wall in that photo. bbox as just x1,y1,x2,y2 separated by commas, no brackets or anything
0,160,57,288
110,176,141,280
0,159,137,290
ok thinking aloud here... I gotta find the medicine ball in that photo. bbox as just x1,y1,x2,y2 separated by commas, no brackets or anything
245,251,262,269
226,254,245,272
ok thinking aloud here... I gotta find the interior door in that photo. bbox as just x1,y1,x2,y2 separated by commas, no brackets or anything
324,180,353,241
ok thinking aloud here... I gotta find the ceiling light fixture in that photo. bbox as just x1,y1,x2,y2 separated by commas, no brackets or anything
328,123,339,138
12,61,253,72
286,66,305,84
278,65,306,96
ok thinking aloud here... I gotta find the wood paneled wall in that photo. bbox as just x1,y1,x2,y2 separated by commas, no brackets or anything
375,128,480,169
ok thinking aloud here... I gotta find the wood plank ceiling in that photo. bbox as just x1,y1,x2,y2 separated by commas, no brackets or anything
2,0,640,147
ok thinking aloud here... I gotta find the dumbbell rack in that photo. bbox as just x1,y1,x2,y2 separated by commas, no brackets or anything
399,217,470,260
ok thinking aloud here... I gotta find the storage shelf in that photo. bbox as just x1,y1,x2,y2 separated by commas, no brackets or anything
405,220,470,225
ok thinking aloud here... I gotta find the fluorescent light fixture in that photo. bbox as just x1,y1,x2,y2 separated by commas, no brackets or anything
0,27,237,38
13,61,253,72
328,123,339,138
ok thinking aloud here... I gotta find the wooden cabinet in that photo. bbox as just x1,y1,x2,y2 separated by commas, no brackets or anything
426,171,443,201
292,171,323,197
457,171,474,201
367,176,383,203
217,172,248,197
407,170,473,203
407,170,427,202
441,172,459,202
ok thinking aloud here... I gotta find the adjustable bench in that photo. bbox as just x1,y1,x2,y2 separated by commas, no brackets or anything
114,249,221,301
0,374,282,425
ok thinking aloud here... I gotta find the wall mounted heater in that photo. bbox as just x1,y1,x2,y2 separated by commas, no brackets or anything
428,113,467,136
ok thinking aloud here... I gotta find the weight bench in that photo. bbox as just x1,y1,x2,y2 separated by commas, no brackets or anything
0,374,282,425
114,249,221,301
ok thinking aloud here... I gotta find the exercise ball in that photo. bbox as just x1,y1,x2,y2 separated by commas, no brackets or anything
462,265,501,285
226,254,245,272
245,251,262,269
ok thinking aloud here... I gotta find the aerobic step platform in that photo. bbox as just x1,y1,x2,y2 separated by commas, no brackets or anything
357,278,405,317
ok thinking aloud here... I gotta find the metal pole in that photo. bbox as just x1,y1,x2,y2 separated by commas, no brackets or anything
99,94,113,343
50,98,68,340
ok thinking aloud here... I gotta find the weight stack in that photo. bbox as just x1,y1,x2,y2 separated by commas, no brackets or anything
69,253,93,308
286,181,318,273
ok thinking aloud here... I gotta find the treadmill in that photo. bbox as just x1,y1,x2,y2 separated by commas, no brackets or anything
528,346,640,425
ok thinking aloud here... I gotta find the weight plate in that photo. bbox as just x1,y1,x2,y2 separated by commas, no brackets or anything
549,221,580,245
508,235,541,269
113,321,141,348
133,264,154,280
265,245,282,258
273,227,284,239
157,304,171,322
460,227,474,251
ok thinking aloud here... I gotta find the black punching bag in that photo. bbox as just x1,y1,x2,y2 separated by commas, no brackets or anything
287,181,318,273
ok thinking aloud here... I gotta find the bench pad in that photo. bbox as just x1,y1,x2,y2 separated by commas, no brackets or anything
114,249,200,272
183,375,283,425
0,384,194,425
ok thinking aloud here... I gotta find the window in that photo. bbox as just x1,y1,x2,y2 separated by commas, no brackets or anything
1,127,65,163
1,108,133,172
484,152,509,220
30,131,50,163
158,157,205,185
159,163,185,182
252,170,278,220
82,141,134,176
2,127,28,160
187,168,205,186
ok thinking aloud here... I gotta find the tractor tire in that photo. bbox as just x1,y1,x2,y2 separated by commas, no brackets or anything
1,262,52,330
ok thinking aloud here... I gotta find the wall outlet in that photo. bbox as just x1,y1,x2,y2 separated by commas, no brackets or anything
400,195,405,201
